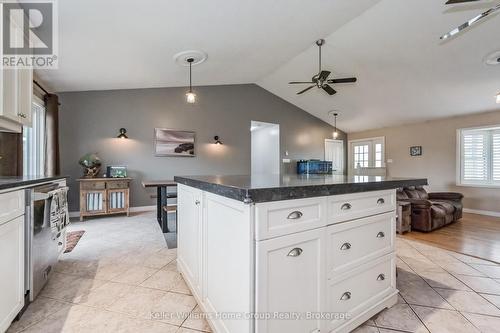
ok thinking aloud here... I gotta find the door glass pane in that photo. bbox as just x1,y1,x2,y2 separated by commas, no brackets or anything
23,98,46,176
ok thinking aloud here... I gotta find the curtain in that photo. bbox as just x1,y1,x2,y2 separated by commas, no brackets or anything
45,93,60,176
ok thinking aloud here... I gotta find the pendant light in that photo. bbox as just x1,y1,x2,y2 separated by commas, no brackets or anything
496,92,500,104
186,57,196,104
333,112,339,139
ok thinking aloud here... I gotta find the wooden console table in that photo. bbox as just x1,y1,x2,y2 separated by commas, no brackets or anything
78,178,131,221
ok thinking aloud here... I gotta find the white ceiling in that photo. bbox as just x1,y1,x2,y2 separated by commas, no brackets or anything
37,0,378,91
38,0,500,132
258,0,500,132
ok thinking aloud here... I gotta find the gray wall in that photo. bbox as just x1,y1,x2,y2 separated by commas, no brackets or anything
59,84,346,211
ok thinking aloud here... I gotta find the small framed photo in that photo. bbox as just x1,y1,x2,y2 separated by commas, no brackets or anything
410,146,422,156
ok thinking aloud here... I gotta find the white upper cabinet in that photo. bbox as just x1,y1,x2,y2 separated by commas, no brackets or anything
0,7,33,132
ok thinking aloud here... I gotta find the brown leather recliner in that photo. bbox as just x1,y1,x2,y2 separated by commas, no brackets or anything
396,186,463,232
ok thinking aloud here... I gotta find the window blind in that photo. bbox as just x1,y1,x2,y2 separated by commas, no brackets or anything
493,131,500,182
459,127,500,186
462,132,488,182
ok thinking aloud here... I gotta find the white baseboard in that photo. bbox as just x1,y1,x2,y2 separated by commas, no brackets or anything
463,208,500,218
69,205,156,218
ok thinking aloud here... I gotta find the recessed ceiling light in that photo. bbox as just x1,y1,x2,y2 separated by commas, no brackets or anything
484,51,500,66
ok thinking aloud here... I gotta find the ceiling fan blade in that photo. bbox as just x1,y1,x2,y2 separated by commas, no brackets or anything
440,4,500,40
445,0,480,4
297,85,316,95
328,77,357,84
289,81,315,84
322,84,337,95
318,70,331,81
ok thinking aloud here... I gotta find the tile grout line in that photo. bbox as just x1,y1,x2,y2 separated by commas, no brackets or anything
399,238,491,331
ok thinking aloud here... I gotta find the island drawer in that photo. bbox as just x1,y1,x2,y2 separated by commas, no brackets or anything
327,253,396,331
255,197,327,240
0,190,25,226
326,212,395,276
327,190,395,224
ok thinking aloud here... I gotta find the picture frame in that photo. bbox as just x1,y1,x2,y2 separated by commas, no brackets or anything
154,128,196,157
410,146,422,156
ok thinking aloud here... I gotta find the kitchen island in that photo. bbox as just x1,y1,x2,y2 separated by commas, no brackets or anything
174,174,427,333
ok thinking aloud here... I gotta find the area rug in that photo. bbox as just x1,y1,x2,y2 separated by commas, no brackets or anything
64,230,85,253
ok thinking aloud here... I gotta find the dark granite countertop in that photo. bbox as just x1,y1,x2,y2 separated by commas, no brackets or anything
0,175,68,191
174,174,428,203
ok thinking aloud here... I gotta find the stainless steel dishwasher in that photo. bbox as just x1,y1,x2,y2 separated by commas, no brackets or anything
24,180,67,302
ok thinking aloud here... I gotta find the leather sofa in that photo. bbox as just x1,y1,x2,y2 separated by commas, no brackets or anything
396,186,463,232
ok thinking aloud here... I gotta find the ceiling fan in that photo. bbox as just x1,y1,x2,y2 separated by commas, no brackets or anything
289,39,357,95
440,0,500,40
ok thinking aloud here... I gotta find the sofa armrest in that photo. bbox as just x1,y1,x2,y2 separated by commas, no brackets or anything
428,192,464,201
407,199,432,209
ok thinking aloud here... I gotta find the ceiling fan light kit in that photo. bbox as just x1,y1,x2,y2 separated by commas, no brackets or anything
289,39,357,96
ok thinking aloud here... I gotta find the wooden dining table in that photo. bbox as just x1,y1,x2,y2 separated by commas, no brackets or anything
142,180,177,233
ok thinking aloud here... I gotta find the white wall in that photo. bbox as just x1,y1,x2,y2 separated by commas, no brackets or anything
251,121,280,175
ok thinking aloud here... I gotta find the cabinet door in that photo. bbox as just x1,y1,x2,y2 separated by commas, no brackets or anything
1,68,20,123
17,68,33,127
0,216,25,333
256,228,325,333
107,189,128,213
177,185,202,296
81,190,107,214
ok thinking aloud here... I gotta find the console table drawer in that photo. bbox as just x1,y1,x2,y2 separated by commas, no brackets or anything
80,181,105,190
107,181,129,189
327,190,395,224
327,254,396,330
255,197,326,241
327,212,394,276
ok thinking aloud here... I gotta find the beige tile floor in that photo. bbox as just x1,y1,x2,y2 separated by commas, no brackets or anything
8,212,500,333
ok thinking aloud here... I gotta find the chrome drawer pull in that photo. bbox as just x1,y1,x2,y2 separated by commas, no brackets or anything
341,203,352,211
287,248,303,257
287,211,303,220
377,274,385,281
340,292,351,301
340,242,351,251
376,231,385,238
377,198,385,205
195,200,200,205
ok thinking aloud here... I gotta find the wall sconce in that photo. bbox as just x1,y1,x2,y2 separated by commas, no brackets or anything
117,128,128,139
214,136,223,145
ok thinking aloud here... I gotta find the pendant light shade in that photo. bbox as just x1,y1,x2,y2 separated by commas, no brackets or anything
332,112,339,139
496,92,500,104
186,58,196,104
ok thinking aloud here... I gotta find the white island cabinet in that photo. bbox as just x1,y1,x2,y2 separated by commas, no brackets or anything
176,175,412,333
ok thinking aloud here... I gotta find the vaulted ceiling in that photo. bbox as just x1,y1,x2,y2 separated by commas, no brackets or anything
38,0,500,132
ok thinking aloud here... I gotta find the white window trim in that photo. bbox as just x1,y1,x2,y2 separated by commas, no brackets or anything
348,136,386,170
456,125,500,188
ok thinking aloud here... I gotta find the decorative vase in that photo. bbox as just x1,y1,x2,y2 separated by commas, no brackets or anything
78,153,102,178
